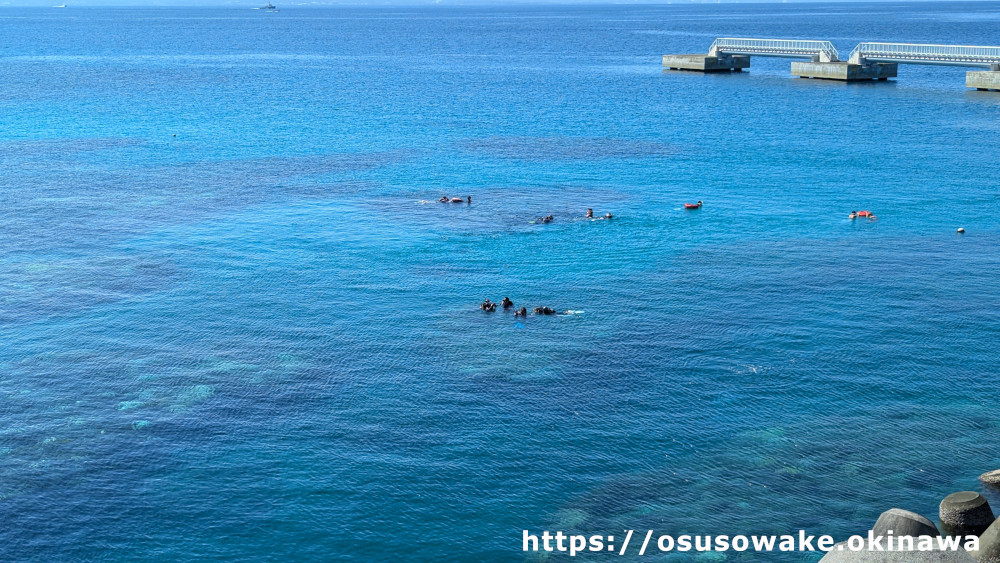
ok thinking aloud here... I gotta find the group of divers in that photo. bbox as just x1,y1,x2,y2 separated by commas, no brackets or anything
460,202,616,316
843,209,962,232
480,297,557,317
457,200,921,315
455,198,663,317
535,208,613,224
434,195,613,223
436,196,890,225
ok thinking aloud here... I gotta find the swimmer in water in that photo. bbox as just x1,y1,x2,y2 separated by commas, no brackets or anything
586,208,593,219
467,196,471,204
440,196,449,203
514,306,527,317
501,297,513,309
605,213,613,219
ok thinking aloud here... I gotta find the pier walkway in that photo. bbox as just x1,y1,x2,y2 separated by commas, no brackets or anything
709,38,840,63
663,38,1000,91
848,42,1000,70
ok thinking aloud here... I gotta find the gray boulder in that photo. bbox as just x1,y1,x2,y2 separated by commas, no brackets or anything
820,508,970,562
820,540,975,562
872,508,940,538
941,492,995,537
969,517,1000,562
980,470,1000,488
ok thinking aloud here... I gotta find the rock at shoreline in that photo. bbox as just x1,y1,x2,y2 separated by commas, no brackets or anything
819,508,972,562
819,541,975,561
968,517,1000,562
980,470,1000,489
941,492,995,537
872,508,940,538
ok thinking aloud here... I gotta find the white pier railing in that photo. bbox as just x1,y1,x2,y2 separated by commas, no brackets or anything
708,38,840,63
848,42,1000,68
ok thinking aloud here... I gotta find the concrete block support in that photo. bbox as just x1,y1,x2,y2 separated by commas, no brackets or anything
969,517,1000,562
940,491,995,538
872,508,940,538
662,54,750,72
820,543,976,561
791,61,898,81
967,71,1000,91
819,508,973,561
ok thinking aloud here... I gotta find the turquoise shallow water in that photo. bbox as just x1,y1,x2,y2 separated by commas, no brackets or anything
2,3,1000,561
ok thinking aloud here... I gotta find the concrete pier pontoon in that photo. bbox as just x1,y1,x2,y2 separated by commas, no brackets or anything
662,54,749,72
791,61,897,81
663,38,891,83
664,38,1000,91
967,71,1000,91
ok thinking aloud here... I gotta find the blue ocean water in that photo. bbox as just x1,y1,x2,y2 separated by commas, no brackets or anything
2,2,1000,560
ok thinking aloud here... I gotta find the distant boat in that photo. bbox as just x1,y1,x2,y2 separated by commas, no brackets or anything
53,3,67,6
254,3,277,9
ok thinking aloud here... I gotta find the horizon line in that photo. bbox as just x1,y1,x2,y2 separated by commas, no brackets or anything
3,0,1000,7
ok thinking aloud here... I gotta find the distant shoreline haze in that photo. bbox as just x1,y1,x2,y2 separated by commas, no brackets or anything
2,0,998,7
